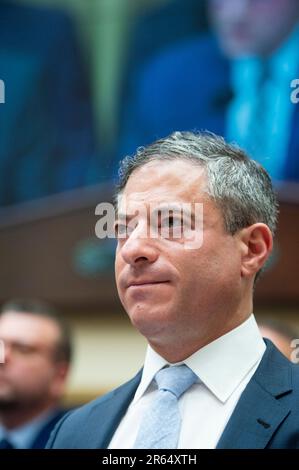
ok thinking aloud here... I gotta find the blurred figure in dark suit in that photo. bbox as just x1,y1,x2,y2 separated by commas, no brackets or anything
0,299,72,449
0,1,98,206
119,0,299,184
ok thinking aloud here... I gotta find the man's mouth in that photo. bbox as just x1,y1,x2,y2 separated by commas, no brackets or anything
127,280,170,288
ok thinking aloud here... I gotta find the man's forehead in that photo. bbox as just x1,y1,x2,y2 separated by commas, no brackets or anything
119,160,207,207
0,312,59,343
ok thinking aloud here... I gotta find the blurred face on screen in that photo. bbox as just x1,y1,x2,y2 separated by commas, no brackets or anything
208,0,299,57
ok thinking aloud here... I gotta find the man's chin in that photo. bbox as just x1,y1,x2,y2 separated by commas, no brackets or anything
0,398,19,411
129,308,169,341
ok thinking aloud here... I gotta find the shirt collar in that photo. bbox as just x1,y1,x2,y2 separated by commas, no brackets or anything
0,409,57,449
134,314,265,404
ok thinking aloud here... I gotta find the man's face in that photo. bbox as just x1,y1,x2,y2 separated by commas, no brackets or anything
115,160,246,358
0,312,64,410
208,0,299,57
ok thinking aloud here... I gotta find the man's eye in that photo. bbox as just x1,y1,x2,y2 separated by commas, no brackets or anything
10,343,37,355
115,222,138,238
114,223,127,237
160,216,182,228
14,344,34,354
158,217,185,239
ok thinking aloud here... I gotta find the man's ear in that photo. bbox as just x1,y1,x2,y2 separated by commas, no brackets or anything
239,223,273,278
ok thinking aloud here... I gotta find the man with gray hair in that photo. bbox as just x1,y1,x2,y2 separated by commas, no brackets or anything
47,131,299,449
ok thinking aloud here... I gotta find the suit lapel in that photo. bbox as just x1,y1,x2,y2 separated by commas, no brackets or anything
217,342,292,449
216,380,291,449
79,370,142,448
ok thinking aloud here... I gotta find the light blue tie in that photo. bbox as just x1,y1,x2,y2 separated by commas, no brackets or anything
134,364,198,449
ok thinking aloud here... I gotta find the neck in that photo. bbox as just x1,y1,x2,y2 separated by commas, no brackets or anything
149,301,253,363
0,400,58,430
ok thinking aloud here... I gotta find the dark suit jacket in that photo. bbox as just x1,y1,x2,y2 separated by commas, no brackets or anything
31,409,67,449
46,341,299,449
118,34,299,183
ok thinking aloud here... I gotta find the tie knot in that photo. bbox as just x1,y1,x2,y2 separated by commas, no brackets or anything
155,364,197,399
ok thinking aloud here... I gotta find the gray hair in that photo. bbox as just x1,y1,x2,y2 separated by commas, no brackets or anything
116,131,278,237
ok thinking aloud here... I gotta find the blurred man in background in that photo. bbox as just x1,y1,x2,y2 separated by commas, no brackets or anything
0,300,72,449
120,0,299,183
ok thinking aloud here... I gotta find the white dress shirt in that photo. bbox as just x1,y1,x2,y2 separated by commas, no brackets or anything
109,315,266,449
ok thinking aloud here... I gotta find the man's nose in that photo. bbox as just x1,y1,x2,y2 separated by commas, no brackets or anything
120,223,159,266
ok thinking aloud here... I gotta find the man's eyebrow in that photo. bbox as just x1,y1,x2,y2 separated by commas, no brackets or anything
116,204,196,222
151,203,193,218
